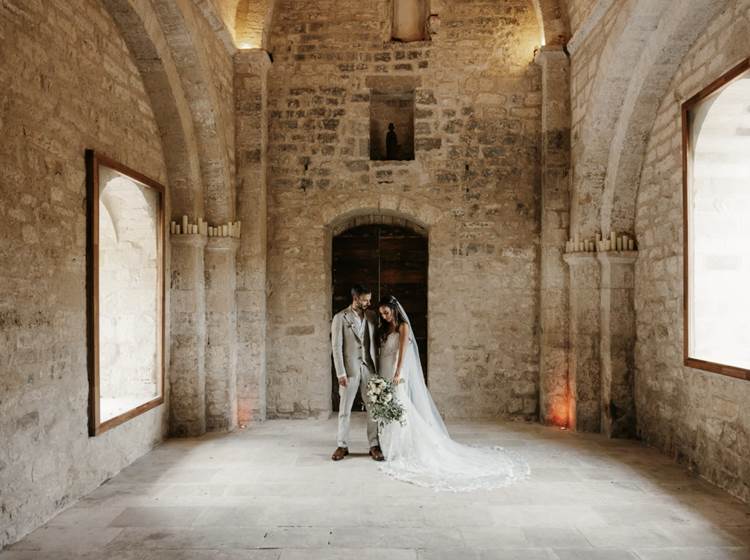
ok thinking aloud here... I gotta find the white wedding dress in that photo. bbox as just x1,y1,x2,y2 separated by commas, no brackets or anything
377,304,530,492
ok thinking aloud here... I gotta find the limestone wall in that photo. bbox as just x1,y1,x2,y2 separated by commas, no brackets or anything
565,0,598,35
190,0,237,222
568,1,619,181
0,0,168,548
264,0,543,420
634,0,750,503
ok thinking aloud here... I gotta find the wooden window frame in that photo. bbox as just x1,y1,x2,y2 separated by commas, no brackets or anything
681,58,750,381
85,150,166,436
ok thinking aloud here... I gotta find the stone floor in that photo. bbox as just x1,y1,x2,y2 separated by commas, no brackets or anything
2,416,750,559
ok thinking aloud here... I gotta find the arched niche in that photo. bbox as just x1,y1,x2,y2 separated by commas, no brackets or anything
391,0,430,42
330,215,429,411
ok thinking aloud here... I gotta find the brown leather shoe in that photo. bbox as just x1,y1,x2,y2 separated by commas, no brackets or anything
369,445,385,462
331,447,349,461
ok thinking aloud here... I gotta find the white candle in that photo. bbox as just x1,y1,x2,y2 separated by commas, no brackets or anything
176,224,181,235
222,224,228,237
182,215,188,233
628,239,634,251
170,221,176,234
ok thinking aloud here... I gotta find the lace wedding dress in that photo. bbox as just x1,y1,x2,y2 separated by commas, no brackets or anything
377,303,530,492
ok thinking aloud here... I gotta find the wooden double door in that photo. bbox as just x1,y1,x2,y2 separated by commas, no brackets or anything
331,224,428,412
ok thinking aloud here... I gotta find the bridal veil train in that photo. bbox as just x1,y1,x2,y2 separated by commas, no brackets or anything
378,300,530,492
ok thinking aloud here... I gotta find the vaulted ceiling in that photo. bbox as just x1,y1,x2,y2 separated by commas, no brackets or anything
208,0,569,50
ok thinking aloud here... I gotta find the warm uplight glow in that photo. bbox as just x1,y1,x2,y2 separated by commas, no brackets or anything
239,41,256,49
548,400,570,429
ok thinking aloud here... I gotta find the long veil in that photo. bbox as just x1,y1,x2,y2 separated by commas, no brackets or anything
394,301,449,437
378,300,530,492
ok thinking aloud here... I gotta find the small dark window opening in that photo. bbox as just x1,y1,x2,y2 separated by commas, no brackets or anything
370,91,415,161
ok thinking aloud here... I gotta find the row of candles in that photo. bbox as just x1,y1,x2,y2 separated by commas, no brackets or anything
565,232,636,253
169,215,242,238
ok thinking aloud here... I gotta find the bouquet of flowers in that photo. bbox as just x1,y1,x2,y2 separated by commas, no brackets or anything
366,376,406,426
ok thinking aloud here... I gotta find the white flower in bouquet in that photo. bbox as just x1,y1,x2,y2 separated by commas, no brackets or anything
366,375,405,427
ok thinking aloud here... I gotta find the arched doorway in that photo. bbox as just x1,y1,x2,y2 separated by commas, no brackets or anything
331,223,428,411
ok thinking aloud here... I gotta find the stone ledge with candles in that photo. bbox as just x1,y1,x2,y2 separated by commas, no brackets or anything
565,231,637,254
169,215,242,239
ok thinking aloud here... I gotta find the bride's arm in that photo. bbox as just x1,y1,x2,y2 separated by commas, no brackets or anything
393,322,409,384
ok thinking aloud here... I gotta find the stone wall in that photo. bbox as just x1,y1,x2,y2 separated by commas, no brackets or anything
189,0,237,222
0,0,169,548
634,0,750,503
568,0,618,208
264,0,543,420
235,49,271,424
564,0,598,35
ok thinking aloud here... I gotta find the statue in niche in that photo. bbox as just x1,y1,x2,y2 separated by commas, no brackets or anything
386,123,399,160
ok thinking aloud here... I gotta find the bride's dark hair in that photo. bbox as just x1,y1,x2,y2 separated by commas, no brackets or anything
376,295,407,346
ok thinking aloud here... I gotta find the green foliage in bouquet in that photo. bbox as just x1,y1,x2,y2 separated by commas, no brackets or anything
366,376,406,426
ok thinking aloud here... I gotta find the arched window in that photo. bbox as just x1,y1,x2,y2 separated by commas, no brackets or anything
683,59,750,379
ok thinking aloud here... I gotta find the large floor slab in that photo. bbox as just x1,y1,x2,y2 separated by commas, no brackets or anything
2,417,749,559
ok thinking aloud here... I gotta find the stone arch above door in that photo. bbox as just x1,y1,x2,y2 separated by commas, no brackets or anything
323,197,444,237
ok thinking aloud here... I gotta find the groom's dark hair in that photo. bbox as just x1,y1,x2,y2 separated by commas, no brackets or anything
350,284,371,298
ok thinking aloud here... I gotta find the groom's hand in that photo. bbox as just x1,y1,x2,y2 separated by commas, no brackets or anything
338,376,348,387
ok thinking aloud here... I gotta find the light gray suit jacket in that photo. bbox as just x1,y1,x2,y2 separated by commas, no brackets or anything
331,306,378,380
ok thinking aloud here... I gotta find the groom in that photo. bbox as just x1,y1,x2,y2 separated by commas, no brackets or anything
330,284,384,462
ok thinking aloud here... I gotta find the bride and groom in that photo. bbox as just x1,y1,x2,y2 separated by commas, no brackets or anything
331,284,529,491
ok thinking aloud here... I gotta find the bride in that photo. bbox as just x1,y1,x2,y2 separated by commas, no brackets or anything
375,295,530,491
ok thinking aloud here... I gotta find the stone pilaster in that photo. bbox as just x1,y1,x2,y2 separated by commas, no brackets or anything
535,46,571,426
563,252,601,432
234,49,271,423
169,234,208,437
597,251,637,438
204,236,240,432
